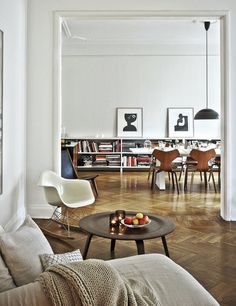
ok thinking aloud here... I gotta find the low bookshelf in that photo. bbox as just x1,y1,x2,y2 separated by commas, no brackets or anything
61,137,220,172
61,137,184,172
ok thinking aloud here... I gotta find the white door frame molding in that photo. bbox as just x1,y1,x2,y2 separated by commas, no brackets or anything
53,10,230,220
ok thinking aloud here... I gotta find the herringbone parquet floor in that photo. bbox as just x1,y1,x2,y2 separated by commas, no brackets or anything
36,171,236,306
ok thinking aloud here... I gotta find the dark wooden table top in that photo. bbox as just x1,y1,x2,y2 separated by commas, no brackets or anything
79,211,176,241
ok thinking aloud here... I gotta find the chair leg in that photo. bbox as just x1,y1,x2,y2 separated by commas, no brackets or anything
190,172,194,192
43,207,60,229
151,169,154,188
65,208,71,238
147,166,152,181
171,172,175,189
210,171,217,193
184,168,188,191
200,171,203,181
91,179,98,196
203,172,207,189
178,165,184,181
51,207,73,238
208,172,212,182
168,172,171,181
173,172,180,194
151,169,156,189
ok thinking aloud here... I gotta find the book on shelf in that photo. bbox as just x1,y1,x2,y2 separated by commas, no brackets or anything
91,142,99,152
106,154,121,166
122,155,151,167
137,155,151,166
122,156,137,167
99,142,114,153
93,155,108,166
122,142,137,152
76,140,121,153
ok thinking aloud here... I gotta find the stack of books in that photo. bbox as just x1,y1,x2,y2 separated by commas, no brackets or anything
93,155,107,166
106,155,121,166
122,142,137,153
98,142,113,153
136,155,151,167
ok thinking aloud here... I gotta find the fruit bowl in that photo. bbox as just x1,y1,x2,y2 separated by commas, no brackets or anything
121,218,151,228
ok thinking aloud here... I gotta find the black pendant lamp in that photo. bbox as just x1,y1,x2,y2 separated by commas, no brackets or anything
194,21,219,120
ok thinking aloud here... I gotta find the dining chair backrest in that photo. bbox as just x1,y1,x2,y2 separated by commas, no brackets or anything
152,149,180,171
61,148,78,179
189,149,216,171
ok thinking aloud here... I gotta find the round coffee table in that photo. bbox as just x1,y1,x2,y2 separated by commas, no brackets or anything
79,211,176,259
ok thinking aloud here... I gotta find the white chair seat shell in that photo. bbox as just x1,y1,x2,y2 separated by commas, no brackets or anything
38,170,95,209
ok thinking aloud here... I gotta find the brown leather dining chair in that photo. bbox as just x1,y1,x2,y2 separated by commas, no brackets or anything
151,149,181,194
184,148,217,193
208,155,221,191
61,148,99,196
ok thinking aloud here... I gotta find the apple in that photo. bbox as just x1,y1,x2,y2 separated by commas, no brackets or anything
143,215,149,222
135,212,144,219
132,218,139,225
139,218,146,225
124,217,132,225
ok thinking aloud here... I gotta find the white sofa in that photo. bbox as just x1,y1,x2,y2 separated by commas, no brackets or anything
0,216,219,306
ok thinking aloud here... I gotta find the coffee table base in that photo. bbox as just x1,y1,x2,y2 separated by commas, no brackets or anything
82,234,170,259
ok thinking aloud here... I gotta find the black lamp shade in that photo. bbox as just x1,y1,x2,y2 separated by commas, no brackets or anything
194,108,219,120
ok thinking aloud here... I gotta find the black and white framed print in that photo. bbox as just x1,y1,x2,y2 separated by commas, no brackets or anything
117,107,143,137
168,108,194,138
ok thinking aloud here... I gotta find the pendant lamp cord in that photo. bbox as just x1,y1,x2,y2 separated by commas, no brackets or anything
204,21,210,109
206,24,208,109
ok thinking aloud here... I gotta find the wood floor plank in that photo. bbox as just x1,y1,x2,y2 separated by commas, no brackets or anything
35,171,236,306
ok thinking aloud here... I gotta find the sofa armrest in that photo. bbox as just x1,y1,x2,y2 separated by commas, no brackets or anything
0,282,51,306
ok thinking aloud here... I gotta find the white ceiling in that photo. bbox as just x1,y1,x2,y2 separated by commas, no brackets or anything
62,18,220,46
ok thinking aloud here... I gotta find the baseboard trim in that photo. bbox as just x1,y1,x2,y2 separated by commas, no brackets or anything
27,204,53,219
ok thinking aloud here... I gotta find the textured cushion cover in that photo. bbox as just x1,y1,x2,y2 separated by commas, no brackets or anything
0,255,16,292
0,215,53,286
40,249,83,270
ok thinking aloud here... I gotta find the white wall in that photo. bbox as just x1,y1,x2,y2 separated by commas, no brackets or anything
0,0,27,229
27,0,236,220
62,53,220,139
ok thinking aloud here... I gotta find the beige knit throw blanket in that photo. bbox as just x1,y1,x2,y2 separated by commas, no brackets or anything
39,259,160,306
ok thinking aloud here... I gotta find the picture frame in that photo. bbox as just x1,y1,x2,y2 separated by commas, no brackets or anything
0,30,3,194
168,107,194,138
117,107,143,137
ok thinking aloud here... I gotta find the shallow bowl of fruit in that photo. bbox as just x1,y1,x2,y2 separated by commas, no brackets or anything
121,213,151,228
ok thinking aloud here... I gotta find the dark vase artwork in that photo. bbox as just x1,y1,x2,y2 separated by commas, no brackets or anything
174,113,188,131
123,113,137,132
117,107,143,137
168,108,194,137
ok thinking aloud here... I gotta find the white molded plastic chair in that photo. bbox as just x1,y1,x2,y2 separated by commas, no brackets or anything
38,170,95,237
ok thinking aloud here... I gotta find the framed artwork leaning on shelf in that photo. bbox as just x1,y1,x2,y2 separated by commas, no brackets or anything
117,107,143,137
168,107,194,138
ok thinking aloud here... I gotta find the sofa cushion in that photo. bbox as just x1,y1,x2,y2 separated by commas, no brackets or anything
0,225,4,234
0,255,16,292
0,215,53,286
40,249,83,270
